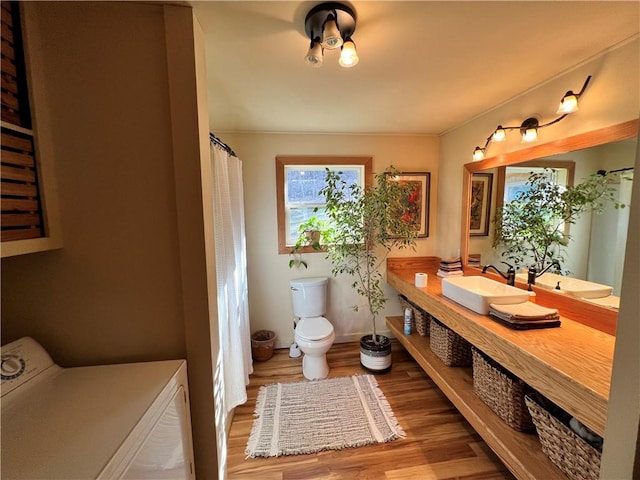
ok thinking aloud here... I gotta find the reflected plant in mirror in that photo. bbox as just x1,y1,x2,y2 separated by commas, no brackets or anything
492,169,629,272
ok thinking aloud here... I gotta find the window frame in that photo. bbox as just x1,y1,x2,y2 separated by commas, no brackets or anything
276,155,372,254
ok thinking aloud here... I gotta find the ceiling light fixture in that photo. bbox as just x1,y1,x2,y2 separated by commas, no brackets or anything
304,2,358,68
305,40,324,68
472,75,592,161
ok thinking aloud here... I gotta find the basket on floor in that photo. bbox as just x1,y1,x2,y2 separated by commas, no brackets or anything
472,348,533,431
429,317,471,366
525,392,602,480
251,330,276,361
398,295,429,336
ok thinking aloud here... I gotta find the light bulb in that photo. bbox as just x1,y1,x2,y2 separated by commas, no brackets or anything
521,127,538,143
338,40,359,67
322,17,343,49
492,126,506,142
304,41,323,67
557,92,579,114
473,147,485,161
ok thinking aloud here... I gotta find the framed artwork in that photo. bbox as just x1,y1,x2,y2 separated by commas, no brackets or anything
391,172,430,237
470,173,493,236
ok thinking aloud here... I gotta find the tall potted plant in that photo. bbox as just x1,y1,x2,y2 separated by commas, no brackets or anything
319,166,418,372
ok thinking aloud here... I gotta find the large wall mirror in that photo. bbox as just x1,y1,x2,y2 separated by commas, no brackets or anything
461,119,638,310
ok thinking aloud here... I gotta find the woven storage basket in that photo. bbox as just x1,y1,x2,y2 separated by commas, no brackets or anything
472,348,534,431
398,295,429,336
429,317,472,366
525,393,602,480
251,330,276,361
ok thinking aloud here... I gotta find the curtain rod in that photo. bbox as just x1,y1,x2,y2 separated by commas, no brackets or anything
597,166,634,175
209,133,237,157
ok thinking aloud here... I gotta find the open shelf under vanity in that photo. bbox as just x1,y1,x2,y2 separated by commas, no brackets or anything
387,316,564,480
386,258,614,480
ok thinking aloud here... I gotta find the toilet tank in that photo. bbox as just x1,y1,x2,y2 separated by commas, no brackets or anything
290,277,328,318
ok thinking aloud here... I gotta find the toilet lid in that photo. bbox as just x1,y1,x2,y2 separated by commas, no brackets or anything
296,317,333,341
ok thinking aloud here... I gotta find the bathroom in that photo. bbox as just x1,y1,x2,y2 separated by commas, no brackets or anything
1,2,638,479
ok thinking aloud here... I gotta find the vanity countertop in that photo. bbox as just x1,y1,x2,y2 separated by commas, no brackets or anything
387,261,614,437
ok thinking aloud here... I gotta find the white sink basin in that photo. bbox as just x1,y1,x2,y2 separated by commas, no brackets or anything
515,272,612,299
441,276,531,315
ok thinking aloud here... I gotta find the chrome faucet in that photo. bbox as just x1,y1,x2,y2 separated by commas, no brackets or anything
481,262,516,286
527,260,561,290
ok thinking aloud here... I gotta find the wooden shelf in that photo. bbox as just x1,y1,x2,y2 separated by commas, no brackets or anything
387,316,565,480
387,267,613,437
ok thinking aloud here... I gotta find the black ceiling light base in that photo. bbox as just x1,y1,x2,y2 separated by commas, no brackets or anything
304,2,356,41
520,117,540,135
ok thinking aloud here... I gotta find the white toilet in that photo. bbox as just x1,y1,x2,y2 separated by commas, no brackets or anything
290,277,335,380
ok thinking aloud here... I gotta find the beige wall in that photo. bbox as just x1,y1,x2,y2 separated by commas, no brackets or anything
220,132,438,348
438,38,640,479
0,3,219,478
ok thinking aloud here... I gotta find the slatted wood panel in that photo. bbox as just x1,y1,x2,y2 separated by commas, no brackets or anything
1,2,43,242
1,1,29,127
227,341,514,480
1,128,43,241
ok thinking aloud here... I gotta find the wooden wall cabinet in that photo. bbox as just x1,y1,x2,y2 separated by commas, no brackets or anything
1,1,62,257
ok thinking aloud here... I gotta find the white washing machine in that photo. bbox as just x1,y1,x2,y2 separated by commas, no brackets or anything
1,337,195,480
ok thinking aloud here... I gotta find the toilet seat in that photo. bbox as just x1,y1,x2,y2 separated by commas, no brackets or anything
296,317,333,341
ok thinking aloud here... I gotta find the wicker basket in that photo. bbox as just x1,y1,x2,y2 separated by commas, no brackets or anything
251,330,276,361
525,392,602,480
429,317,472,366
398,295,429,336
472,348,534,431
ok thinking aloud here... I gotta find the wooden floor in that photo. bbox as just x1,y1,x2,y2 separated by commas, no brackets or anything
226,341,515,480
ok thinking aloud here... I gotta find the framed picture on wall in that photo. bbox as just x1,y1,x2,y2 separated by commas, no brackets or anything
390,172,430,237
470,173,493,236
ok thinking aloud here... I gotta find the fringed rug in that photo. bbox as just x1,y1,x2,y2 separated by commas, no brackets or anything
245,374,405,458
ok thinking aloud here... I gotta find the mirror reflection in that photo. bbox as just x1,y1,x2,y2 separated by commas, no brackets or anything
467,136,636,304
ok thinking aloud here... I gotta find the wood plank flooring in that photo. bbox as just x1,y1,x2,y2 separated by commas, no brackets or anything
226,341,515,480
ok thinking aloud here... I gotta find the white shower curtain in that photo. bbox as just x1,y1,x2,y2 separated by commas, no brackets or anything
211,140,253,413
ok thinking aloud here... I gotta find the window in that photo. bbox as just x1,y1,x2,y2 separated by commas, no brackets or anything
497,160,575,237
276,156,372,254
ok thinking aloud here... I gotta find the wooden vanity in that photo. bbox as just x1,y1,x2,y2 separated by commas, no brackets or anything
386,257,615,480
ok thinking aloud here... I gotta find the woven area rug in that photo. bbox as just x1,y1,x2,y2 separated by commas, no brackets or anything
245,374,405,458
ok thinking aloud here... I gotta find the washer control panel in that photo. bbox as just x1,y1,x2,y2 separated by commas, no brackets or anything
1,337,55,397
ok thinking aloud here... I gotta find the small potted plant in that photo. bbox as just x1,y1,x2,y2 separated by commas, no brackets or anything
319,166,418,372
288,216,333,268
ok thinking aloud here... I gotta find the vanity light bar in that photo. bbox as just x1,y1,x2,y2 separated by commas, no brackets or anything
472,76,592,161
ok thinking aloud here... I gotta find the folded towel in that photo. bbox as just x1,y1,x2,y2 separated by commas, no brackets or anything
439,264,463,271
437,269,464,278
440,257,462,264
489,302,559,321
569,417,603,450
467,253,481,266
489,314,561,330
439,267,463,273
439,258,463,272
